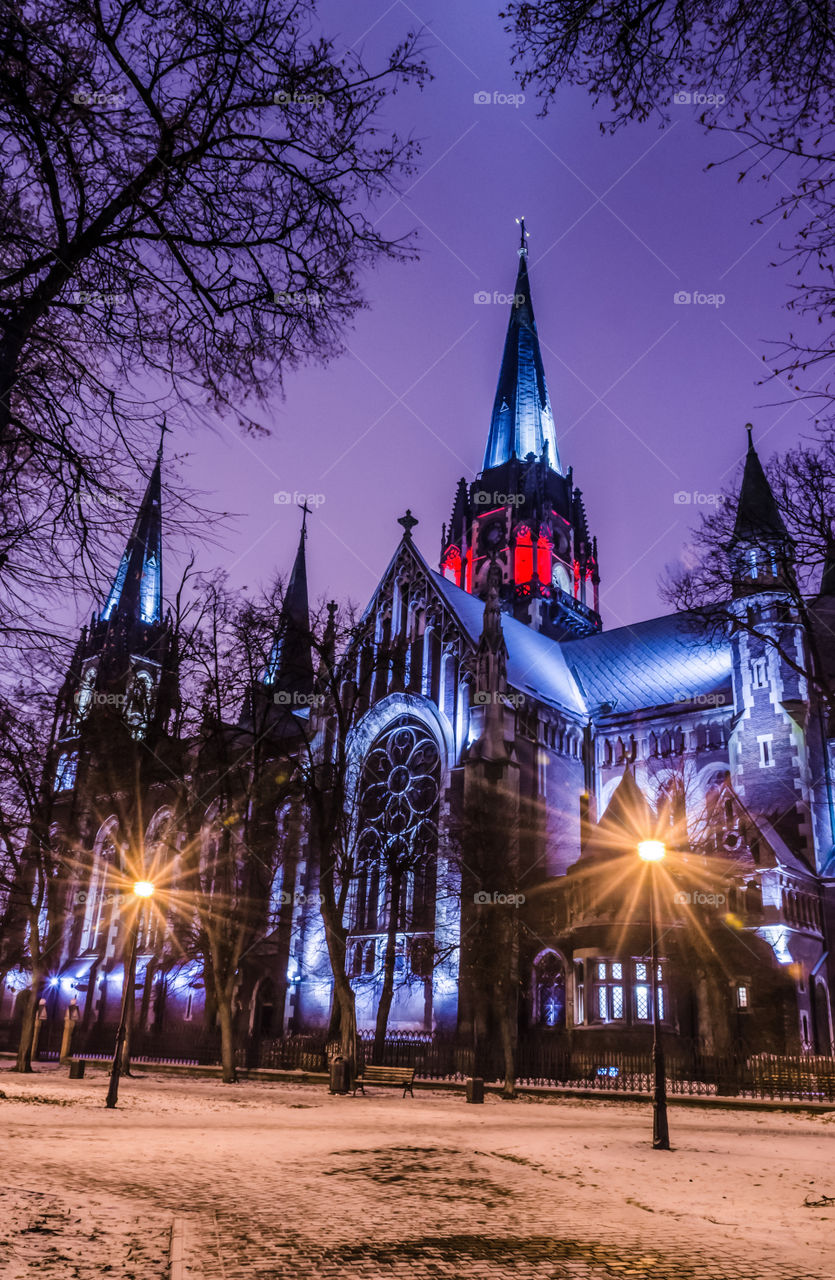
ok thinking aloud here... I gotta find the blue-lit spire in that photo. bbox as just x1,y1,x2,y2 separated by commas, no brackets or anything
101,440,163,626
482,222,561,473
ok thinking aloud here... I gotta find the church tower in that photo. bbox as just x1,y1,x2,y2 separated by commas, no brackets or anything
727,427,813,859
239,505,315,735
440,224,600,640
53,442,177,794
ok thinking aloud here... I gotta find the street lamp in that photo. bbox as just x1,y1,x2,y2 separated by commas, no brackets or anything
105,880,154,1109
637,840,670,1150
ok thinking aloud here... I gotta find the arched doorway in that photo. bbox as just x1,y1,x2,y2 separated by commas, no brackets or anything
533,951,566,1029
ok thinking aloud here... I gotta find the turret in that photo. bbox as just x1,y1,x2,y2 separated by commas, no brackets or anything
725,427,811,861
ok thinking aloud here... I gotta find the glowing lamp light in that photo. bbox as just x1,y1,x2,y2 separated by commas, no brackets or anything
133,880,155,899
638,840,666,862
48,977,59,987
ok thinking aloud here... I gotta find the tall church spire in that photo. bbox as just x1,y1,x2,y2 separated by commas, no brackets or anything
264,504,315,702
731,425,788,546
101,439,163,626
482,223,561,473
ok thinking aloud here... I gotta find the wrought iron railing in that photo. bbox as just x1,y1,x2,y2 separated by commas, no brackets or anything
5,1019,834,1102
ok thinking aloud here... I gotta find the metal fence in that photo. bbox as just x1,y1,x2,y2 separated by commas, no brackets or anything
4,1018,834,1102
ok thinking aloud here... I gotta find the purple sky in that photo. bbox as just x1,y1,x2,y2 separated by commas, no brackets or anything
155,0,819,634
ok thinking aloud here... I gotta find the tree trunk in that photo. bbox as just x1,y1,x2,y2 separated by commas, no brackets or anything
14,983,37,1073
498,1000,517,1099
325,992,341,1045
217,992,238,1083
373,869,402,1064
120,941,138,1076
329,969,358,1084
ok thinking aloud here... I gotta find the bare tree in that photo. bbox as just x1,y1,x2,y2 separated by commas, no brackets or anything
174,575,301,1082
0,0,428,635
502,0,835,407
0,681,65,1071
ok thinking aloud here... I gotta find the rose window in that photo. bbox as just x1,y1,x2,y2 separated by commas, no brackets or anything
355,718,440,930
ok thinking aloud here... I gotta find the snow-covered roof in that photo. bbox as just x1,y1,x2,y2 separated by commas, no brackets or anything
562,613,732,716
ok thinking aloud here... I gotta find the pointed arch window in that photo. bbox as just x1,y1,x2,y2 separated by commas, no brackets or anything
76,667,97,721
127,670,155,739
353,716,440,943
534,951,565,1028
54,751,78,793
81,827,120,953
514,527,533,586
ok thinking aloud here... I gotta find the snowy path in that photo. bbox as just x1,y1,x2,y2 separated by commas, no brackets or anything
0,1068,832,1280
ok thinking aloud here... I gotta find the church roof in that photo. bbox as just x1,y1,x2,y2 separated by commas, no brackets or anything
430,570,586,715
562,613,732,716
482,234,561,473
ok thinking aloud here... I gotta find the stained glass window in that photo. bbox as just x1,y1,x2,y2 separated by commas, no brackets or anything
352,717,440,966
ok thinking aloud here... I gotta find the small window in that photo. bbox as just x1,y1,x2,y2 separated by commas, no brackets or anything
758,735,774,768
751,658,767,689
635,985,651,1020
184,991,194,1022
736,984,749,1010
592,960,625,1023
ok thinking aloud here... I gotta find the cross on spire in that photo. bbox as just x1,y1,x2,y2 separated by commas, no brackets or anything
157,417,170,460
299,499,312,536
516,215,529,256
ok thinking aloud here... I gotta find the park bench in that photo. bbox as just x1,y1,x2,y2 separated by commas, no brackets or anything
352,1064,416,1097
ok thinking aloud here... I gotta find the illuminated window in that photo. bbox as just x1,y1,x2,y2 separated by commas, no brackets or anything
54,751,78,793
736,984,749,1010
534,952,565,1028
536,535,551,585
514,528,533,586
75,667,97,720
127,670,154,740
592,960,625,1023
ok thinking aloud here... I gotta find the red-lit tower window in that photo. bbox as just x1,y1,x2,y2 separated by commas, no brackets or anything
514,527,533,585
441,545,462,587
536,534,551,585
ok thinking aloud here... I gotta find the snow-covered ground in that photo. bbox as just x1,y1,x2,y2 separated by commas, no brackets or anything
0,1065,832,1279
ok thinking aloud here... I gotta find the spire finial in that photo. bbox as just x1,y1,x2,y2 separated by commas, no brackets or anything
515,215,529,256
299,500,312,537
745,422,754,451
157,417,169,462
397,509,418,538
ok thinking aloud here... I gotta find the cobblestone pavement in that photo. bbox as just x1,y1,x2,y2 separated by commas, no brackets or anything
1,1071,833,1280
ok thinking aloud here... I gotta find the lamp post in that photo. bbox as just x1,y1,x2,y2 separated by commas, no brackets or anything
637,840,670,1150
105,880,154,1109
